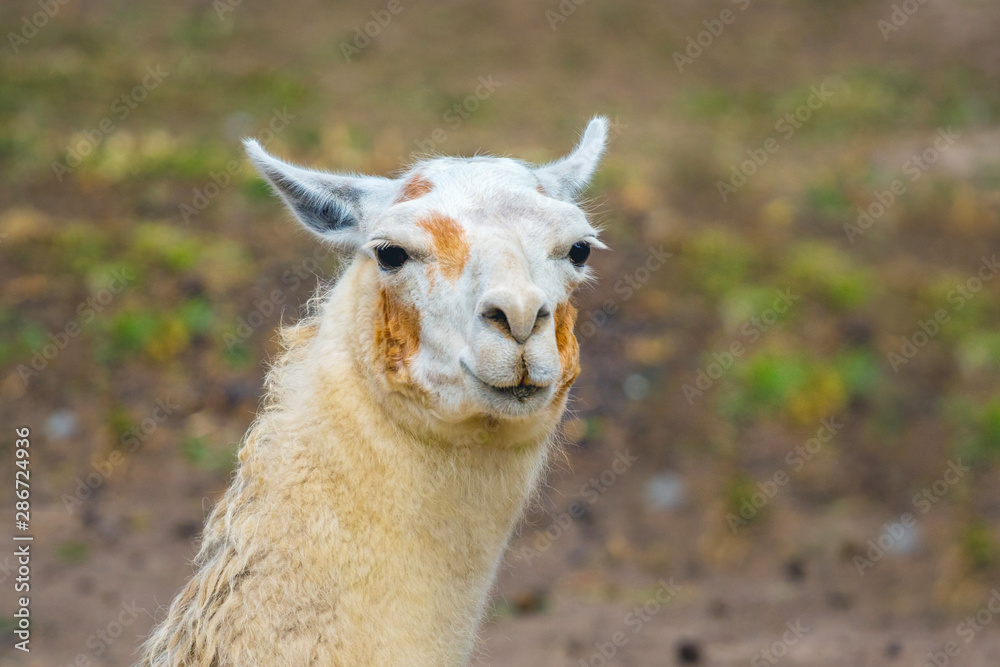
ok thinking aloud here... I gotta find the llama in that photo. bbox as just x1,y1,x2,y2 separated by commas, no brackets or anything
137,117,608,666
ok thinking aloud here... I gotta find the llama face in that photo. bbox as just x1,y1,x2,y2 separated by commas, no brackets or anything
247,118,607,420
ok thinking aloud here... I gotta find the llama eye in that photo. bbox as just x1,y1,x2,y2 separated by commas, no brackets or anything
375,245,409,271
567,241,591,267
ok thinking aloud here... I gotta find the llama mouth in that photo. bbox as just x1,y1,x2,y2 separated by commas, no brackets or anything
460,360,548,403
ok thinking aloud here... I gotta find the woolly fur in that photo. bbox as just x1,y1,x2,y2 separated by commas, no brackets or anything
138,261,561,666
138,119,607,666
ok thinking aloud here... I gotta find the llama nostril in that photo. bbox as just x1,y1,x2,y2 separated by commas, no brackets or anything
481,306,512,336
532,306,551,334
479,288,547,344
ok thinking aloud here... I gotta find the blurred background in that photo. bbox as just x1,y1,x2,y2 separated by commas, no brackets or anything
2,0,1000,665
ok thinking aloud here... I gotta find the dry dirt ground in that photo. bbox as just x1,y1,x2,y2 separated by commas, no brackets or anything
3,0,1000,665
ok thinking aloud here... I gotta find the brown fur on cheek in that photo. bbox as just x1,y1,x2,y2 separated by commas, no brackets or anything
553,301,581,394
418,212,470,282
374,287,422,386
394,174,433,204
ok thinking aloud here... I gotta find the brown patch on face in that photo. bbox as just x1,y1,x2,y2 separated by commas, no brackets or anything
536,183,548,196
374,287,421,385
418,212,470,282
553,301,581,396
394,174,433,204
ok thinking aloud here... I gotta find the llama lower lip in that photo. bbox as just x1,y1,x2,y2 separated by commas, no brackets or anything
460,360,548,402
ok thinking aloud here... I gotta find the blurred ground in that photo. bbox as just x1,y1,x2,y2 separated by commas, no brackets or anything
2,0,1000,665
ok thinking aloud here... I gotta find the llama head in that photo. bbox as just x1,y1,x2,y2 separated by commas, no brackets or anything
246,117,607,422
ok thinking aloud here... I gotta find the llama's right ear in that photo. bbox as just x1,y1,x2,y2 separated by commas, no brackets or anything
533,117,608,202
244,139,397,249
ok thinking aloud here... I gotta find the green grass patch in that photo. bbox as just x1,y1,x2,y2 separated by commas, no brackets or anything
681,229,755,299
53,223,111,276
130,223,203,272
782,241,874,310
962,518,999,571
950,394,1000,463
94,302,205,363
719,351,859,425
181,436,237,474
56,541,89,563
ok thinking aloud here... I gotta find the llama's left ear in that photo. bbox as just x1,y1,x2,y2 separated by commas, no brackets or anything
244,139,397,250
533,116,608,202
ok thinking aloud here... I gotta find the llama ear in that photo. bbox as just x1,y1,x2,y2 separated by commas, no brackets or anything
244,139,397,249
533,116,608,202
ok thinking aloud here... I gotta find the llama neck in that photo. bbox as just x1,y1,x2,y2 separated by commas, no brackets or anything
287,263,553,664
139,261,558,667
309,405,549,666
